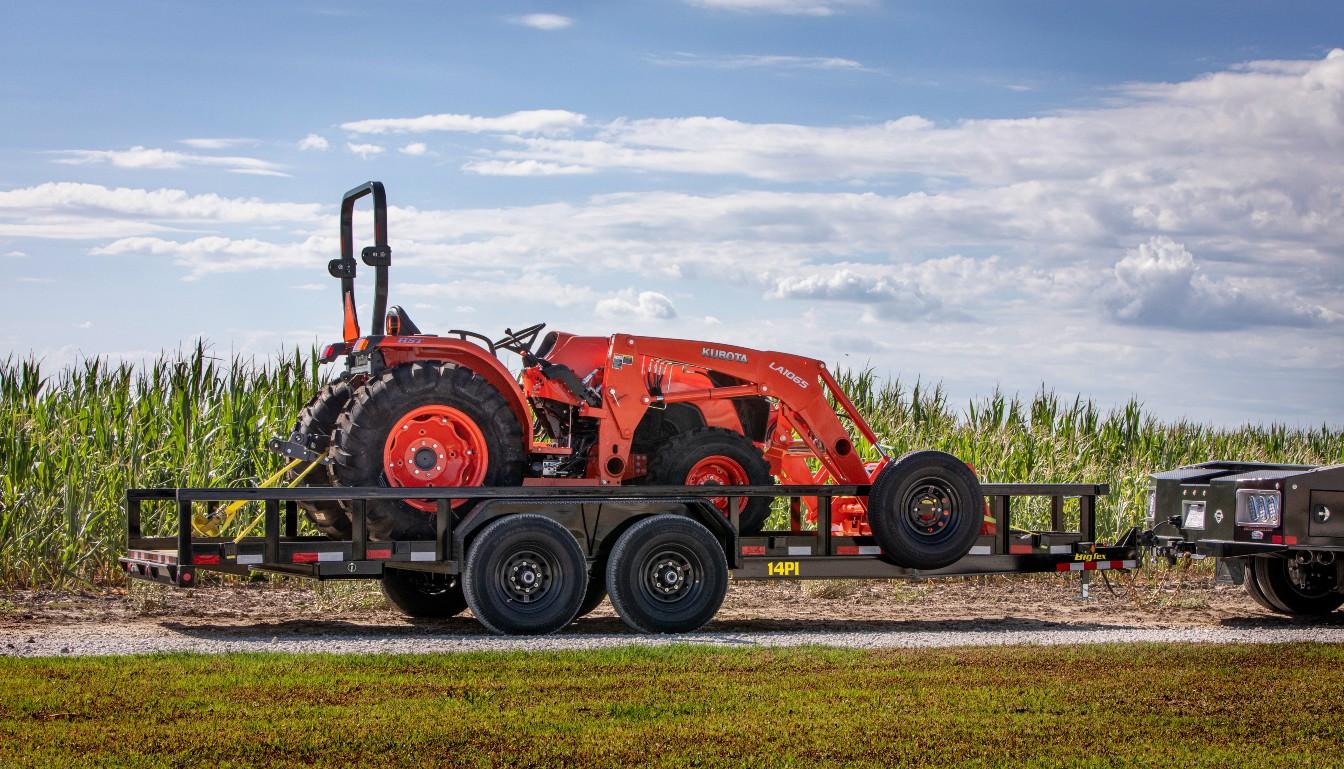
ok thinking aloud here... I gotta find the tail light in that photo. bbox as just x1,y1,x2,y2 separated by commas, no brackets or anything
1236,489,1281,528
319,343,348,363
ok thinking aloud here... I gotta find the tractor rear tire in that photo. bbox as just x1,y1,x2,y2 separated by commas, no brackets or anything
867,450,984,570
330,362,526,541
287,380,353,538
462,514,588,635
381,569,468,619
647,427,773,535
606,515,728,634
1251,555,1344,616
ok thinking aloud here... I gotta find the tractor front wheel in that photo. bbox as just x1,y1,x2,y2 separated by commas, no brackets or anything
646,427,773,535
330,362,526,540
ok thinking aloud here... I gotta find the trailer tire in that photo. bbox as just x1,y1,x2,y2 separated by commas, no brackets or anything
575,566,608,618
1240,558,1282,613
606,515,728,634
380,569,468,619
331,362,526,541
868,450,984,570
288,380,354,538
1251,556,1344,616
462,514,587,635
647,427,773,535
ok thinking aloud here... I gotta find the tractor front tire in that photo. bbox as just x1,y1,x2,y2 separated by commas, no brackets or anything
330,362,526,541
647,427,773,535
867,450,984,570
287,380,354,538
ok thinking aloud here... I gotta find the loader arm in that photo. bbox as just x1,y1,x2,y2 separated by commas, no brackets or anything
593,334,874,486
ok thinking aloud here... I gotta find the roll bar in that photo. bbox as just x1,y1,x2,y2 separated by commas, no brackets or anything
329,181,390,343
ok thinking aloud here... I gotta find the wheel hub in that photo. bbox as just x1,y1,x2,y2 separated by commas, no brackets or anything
685,456,750,515
383,405,490,512
503,554,550,603
645,550,698,602
904,482,955,537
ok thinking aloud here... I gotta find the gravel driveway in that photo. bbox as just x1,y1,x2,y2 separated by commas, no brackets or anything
6,576,1344,657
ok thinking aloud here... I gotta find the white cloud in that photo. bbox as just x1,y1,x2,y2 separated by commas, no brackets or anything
462,159,593,176
1106,237,1334,330
298,133,330,151
0,182,322,241
4,250,27,258
399,142,428,156
341,109,586,135
179,138,254,149
510,13,573,30
346,142,385,158
648,53,867,71
684,0,872,15
91,235,334,279
52,146,288,177
595,290,678,320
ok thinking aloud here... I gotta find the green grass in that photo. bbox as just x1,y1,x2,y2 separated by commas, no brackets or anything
1,644,1342,768
2,345,1341,587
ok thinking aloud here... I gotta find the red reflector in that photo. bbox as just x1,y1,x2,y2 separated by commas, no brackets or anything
1271,535,1283,544
1110,560,1124,570
180,570,192,583
292,552,319,563
193,554,220,565
1285,536,1298,545
836,546,860,555
1008,544,1033,554
1083,561,1097,570
1056,563,1071,571
368,548,392,559
741,545,766,556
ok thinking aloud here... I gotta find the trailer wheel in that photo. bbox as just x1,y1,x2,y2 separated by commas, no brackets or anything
867,450,984,570
1240,558,1282,613
288,380,353,538
380,569,468,619
462,514,587,635
575,566,608,618
331,362,526,540
647,427,773,535
1251,556,1344,616
606,515,728,634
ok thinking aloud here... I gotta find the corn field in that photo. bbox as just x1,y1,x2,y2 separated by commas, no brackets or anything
2,347,1341,588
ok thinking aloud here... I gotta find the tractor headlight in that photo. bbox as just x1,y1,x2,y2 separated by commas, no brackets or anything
1236,489,1282,528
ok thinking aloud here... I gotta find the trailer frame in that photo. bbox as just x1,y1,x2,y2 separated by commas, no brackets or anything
122,482,1132,592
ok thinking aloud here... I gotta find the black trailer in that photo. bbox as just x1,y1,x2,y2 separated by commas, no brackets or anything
1147,461,1344,617
120,480,1132,635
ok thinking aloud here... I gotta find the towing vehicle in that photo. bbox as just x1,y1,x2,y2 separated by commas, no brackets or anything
1147,461,1344,616
119,180,1137,635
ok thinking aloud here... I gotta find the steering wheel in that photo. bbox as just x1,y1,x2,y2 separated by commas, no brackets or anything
495,323,546,355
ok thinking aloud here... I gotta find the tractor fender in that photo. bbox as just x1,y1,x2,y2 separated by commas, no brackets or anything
373,337,533,446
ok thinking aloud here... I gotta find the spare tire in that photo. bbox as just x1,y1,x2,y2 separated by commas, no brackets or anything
867,450,983,570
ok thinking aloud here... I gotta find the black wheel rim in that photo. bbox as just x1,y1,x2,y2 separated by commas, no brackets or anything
899,478,960,543
1286,561,1338,599
494,547,560,606
639,546,704,606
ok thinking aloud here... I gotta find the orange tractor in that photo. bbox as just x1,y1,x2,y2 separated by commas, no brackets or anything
287,182,984,571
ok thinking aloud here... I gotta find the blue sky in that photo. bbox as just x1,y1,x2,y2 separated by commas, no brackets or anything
2,1,1341,426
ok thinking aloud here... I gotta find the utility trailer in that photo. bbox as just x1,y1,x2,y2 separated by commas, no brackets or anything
1146,461,1344,617
120,480,1132,635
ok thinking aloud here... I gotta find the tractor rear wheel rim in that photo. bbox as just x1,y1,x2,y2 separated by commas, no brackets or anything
901,479,959,541
384,405,489,512
685,456,749,514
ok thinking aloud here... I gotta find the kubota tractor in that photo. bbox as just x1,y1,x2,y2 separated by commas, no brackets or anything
286,182,985,572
